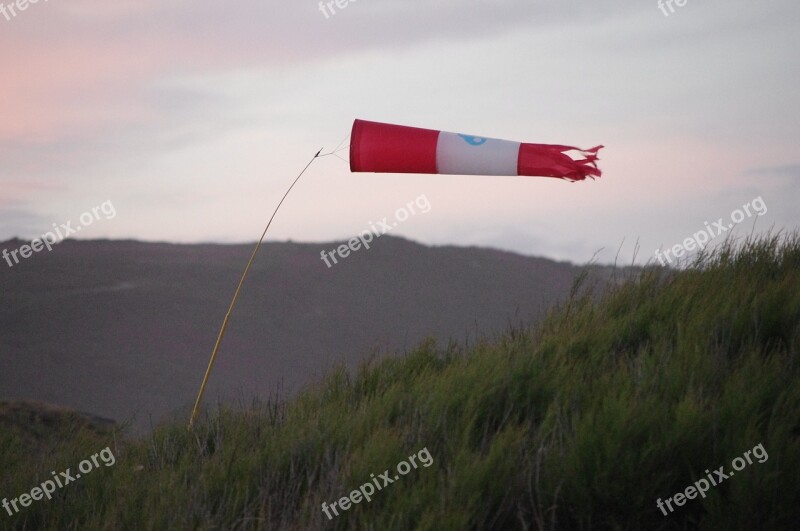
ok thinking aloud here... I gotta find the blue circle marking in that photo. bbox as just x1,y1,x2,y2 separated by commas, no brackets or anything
458,134,487,146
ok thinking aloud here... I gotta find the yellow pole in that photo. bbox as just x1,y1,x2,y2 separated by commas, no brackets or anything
188,149,322,429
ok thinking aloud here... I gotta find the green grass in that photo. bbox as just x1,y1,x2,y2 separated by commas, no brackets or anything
2,233,799,530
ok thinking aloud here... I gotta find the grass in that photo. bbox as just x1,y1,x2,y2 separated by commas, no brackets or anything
1,232,799,530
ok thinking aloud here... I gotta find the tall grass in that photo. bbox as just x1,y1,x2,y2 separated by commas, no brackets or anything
2,233,799,530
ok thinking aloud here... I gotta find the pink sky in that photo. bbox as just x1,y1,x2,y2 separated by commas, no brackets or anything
1,0,798,264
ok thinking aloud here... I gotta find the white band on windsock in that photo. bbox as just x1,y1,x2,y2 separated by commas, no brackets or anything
436,132,520,176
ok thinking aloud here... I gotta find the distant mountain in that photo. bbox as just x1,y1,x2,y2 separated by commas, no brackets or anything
0,236,599,431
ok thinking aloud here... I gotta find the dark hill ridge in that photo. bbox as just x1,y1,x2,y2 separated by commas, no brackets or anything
0,236,598,431
0,400,115,446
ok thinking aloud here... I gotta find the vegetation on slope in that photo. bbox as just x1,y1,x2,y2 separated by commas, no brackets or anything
2,233,799,530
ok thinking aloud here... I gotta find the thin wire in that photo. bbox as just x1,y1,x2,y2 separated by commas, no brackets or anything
318,148,349,157
332,133,350,153
318,133,350,158
188,148,323,429
319,143,350,166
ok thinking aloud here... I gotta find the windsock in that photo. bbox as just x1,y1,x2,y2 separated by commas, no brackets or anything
350,119,603,181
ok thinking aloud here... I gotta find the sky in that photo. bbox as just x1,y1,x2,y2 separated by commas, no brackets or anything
1,0,798,265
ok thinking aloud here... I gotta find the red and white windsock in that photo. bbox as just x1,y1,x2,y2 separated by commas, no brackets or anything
350,119,603,181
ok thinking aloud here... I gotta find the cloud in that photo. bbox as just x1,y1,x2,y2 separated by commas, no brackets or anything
0,206,50,239
746,164,800,178
0,0,630,142
1,0,798,261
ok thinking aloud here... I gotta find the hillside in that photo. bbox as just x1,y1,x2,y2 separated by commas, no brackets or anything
0,401,115,448
1,233,798,530
0,236,597,432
